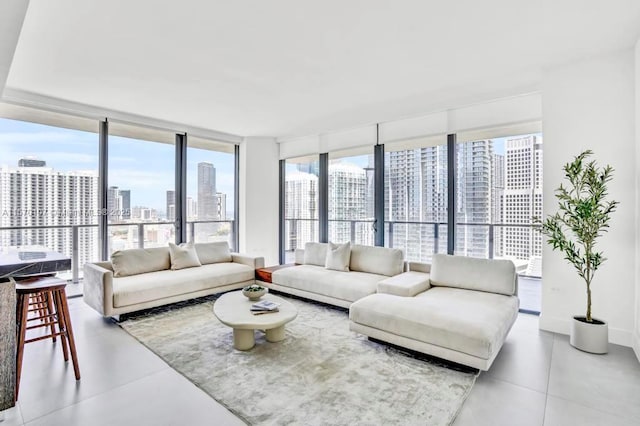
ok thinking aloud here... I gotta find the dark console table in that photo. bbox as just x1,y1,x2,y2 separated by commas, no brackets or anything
0,248,71,413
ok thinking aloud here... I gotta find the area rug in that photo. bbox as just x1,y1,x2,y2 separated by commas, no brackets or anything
119,294,478,426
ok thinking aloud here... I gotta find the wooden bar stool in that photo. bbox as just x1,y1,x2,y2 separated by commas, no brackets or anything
12,276,81,400
27,292,57,342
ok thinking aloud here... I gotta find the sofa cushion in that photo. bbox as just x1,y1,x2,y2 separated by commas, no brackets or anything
304,242,328,266
272,264,384,302
111,247,170,278
325,242,351,271
350,287,519,360
349,244,404,277
112,262,254,308
377,271,430,297
195,242,232,264
169,242,202,270
430,254,516,296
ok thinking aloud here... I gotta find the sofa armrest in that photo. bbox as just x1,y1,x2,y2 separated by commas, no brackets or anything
408,261,431,273
231,253,265,269
294,249,305,265
83,262,114,317
377,271,431,297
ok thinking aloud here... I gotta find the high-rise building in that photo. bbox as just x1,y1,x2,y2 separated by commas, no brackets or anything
383,136,541,265
0,164,99,268
120,190,131,220
456,140,493,259
166,190,175,222
364,154,375,219
285,171,318,252
385,145,448,261
131,206,157,221
492,153,505,256
186,197,197,220
502,135,543,261
328,162,370,244
107,186,123,223
197,162,217,220
18,158,46,167
216,192,227,221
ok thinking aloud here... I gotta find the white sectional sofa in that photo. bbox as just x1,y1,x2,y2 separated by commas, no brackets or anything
267,242,404,308
349,253,519,370
83,242,264,318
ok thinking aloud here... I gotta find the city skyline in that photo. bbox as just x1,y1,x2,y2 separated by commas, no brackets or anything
0,117,236,214
284,133,543,268
1,114,542,269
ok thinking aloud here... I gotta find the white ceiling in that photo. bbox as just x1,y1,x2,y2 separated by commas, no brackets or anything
0,0,28,90
5,0,640,138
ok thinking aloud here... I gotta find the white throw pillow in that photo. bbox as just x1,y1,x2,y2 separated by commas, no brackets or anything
303,242,328,266
195,242,232,264
111,247,170,277
325,242,351,272
168,242,202,270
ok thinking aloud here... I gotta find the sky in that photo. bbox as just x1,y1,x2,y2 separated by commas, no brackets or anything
0,117,235,214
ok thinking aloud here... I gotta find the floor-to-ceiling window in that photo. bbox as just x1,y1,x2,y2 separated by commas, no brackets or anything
186,136,236,249
107,122,176,253
384,136,448,262
456,131,543,312
283,155,319,263
279,127,542,314
0,109,99,288
328,148,375,245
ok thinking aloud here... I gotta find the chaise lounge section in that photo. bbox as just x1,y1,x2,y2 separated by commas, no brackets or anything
349,254,519,370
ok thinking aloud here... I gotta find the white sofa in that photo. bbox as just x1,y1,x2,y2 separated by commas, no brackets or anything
83,242,264,318
266,242,405,308
349,254,519,370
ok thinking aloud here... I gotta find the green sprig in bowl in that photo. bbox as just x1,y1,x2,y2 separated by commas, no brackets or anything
242,284,267,301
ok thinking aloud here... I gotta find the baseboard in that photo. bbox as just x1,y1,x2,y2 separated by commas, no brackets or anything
633,332,640,363
538,314,568,335
539,314,633,347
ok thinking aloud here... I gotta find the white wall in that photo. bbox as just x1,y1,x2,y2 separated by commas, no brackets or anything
635,40,640,360
540,49,636,346
239,137,279,266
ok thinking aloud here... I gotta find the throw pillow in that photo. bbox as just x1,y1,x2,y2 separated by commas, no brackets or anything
168,242,202,270
195,242,232,264
111,247,171,277
325,242,351,272
303,242,328,266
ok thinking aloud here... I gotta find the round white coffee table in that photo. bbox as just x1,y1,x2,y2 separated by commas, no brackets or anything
213,291,298,350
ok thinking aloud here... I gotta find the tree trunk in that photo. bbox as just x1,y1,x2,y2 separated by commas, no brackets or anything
586,284,592,322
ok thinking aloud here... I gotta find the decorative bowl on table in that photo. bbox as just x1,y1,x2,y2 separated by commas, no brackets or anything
242,284,267,301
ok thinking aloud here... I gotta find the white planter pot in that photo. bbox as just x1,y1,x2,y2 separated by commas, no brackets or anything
570,316,608,354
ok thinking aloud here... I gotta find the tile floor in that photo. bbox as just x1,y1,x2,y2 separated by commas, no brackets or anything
1,298,639,426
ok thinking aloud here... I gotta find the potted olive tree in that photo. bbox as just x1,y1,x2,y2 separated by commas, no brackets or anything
540,150,618,354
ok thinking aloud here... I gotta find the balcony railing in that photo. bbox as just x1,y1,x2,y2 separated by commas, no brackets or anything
283,218,542,273
328,218,375,246
186,220,236,247
0,220,234,284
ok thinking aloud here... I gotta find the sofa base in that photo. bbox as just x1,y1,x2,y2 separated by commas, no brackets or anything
262,282,353,309
349,322,499,371
94,280,255,317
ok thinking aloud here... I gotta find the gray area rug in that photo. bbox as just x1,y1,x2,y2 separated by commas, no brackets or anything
119,294,477,425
